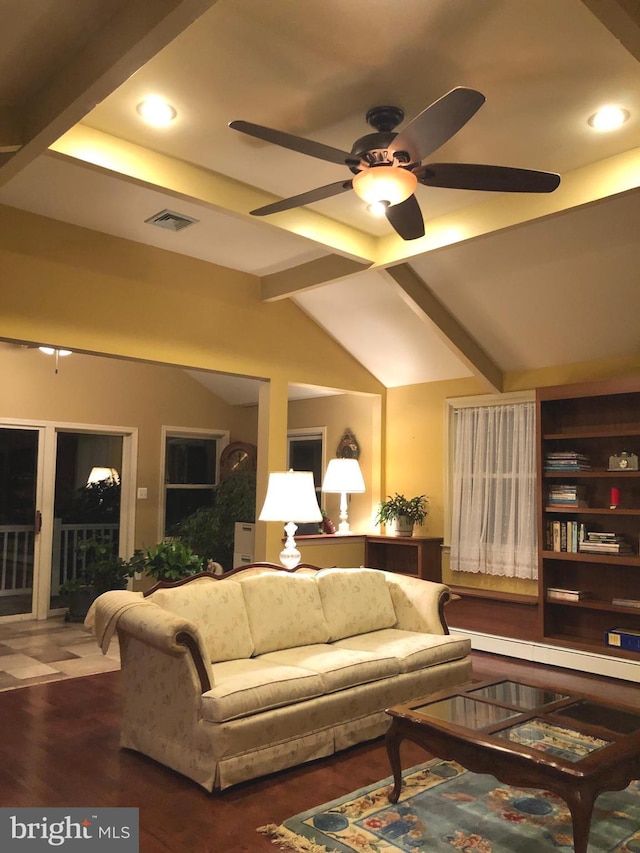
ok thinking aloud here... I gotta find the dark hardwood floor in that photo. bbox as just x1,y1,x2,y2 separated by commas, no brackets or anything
0,652,637,852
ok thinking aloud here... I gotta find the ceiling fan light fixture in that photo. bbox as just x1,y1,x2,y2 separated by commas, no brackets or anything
367,200,390,217
587,105,629,131
39,347,72,357
352,166,417,207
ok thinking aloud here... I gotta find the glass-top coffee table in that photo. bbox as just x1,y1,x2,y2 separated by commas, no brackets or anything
386,679,640,853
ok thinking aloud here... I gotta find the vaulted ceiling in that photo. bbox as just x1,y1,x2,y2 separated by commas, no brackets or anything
0,0,638,402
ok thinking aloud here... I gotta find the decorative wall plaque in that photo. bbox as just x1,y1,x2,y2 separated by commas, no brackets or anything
336,429,360,460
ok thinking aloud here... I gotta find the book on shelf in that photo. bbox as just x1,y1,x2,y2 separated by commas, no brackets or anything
545,519,586,552
612,598,640,609
605,628,640,653
547,587,591,601
546,484,588,509
544,451,591,472
579,532,633,554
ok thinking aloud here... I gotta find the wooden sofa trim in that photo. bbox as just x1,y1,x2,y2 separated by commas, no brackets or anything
176,631,212,693
143,562,320,596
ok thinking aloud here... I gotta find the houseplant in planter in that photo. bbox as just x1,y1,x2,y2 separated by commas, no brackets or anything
61,533,130,621
173,470,256,572
375,493,428,537
127,539,202,582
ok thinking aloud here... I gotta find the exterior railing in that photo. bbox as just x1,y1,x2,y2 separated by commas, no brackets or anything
0,525,33,596
0,522,119,596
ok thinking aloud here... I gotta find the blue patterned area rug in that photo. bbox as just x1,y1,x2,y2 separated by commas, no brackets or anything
258,759,640,853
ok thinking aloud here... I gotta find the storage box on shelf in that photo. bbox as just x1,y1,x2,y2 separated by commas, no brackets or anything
537,378,640,660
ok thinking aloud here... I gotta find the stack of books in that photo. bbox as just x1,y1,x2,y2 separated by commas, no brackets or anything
544,451,591,471
547,484,587,508
579,531,633,555
545,519,588,552
547,587,591,601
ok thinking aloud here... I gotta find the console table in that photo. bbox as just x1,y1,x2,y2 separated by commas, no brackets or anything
364,535,442,582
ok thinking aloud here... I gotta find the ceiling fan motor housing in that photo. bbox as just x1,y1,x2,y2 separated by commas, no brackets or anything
350,106,411,172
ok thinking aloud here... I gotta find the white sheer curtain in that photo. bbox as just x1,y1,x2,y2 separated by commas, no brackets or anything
450,401,537,579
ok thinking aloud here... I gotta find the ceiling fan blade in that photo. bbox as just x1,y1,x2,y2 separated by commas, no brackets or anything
417,163,561,193
229,120,354,166
250,180,353,216
385,194,425,241
390,87,486,163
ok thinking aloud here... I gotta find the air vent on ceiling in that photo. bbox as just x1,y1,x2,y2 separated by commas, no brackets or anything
145,209,199,232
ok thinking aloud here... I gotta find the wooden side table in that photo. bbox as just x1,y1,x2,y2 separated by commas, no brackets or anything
364,535,443,582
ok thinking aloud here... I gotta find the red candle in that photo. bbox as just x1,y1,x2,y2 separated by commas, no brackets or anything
610,487,621,507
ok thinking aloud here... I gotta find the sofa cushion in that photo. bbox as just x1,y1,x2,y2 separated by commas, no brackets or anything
333,628,471,673
316,568,397,641
149,580,254,663
241,573,330,654
202,659,323,722
260,644,399,693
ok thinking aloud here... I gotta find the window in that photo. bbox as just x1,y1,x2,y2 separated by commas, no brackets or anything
447,394,537,580
163,432,222,535
287,428,325,507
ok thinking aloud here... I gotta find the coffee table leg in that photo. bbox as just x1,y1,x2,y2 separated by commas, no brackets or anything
564,788,595,853
385,721,403,803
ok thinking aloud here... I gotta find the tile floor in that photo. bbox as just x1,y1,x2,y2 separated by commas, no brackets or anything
0,616,120,692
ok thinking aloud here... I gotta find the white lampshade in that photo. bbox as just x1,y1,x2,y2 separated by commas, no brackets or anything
87,466,120,486
321,458,366,495
259,470,322,569
352,165,417,207
321,458,365,535
259,471,322,523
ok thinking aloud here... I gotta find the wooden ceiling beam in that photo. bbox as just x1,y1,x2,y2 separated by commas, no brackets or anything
581,0,640,61
0,0,218,183
382,264,504,393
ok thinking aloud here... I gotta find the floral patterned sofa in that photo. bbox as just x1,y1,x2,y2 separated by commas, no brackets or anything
88,564,471,791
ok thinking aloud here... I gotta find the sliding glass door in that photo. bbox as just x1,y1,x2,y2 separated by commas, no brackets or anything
0,427,40,617
49,432,124,612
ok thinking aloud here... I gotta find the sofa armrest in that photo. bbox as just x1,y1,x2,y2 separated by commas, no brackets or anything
116,605,214,692
383,572,452,635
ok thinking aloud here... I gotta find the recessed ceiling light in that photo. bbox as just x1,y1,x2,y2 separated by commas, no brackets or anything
136,96,177,127
587,105,630,131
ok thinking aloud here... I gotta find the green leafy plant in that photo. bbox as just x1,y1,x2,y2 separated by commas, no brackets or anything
127,540,203,581
173,470,256,571
375,493,429,526
61,533,129,595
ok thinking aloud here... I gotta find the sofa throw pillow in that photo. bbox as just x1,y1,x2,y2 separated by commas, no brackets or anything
150,580,254,662
241,573,330,654
316,568,397,641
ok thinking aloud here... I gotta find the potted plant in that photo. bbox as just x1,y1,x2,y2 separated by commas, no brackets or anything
375,493,428,537
173,470,256,571
61,533,130,621
127,539,203,582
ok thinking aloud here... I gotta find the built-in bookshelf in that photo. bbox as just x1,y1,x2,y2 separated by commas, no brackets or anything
537,378,640,660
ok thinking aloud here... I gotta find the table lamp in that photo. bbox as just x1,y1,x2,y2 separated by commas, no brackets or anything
321,458,365,534
259,470,322,569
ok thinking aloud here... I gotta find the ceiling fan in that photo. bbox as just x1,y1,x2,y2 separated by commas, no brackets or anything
229,87,560,241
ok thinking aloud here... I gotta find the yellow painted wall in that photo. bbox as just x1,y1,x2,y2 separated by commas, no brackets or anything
0,204,385,564
0,343,255,548
288,392,382,533
0,205,382,395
